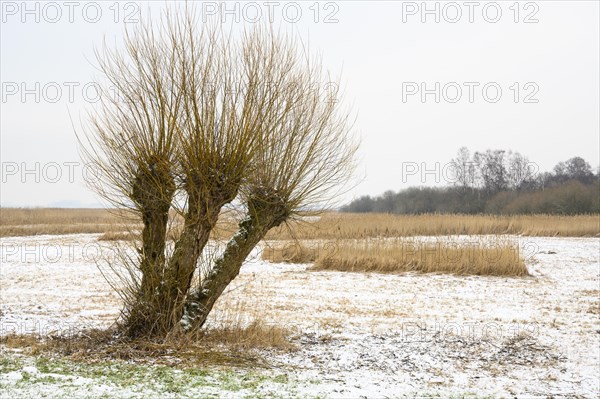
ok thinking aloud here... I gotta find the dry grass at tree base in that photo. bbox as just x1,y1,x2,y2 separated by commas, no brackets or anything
0,320,294,368
1,208,599,238
0,277,294,364
263,238,530,277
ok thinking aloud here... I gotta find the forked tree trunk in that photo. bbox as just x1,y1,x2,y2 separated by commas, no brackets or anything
159,206,219,329
125,206,216,337
182,200,287,331
151,187,238,335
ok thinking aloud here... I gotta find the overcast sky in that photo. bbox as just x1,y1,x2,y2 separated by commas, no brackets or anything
1,1,598,207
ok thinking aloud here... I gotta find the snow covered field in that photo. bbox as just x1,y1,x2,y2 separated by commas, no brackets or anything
1,234,598,398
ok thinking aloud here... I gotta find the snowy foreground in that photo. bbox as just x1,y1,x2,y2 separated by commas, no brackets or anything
1,234,598,398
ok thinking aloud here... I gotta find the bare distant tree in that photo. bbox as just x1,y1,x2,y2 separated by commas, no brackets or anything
474,150,508,193
564,157,594,183
553,161,568,183
551,157,594,185
507,152,535,190
450,146,477,188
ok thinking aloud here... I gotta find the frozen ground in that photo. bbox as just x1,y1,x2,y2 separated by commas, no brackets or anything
0,234,598,398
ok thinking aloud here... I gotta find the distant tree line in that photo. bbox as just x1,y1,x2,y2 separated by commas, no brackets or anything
342,148,600,215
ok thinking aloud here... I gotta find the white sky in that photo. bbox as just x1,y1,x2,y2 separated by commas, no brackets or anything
1,1,598,207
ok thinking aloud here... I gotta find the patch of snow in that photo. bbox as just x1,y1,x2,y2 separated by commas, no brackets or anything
1,234,599,397
22,366,39,374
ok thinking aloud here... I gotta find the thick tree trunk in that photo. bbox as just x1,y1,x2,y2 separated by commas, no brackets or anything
125,160,175,337
182,199,288,331
126,209,169,336
159,206,218,328
153,186,238,334
138,209,170,295
125,205,216,337
124,207,171,337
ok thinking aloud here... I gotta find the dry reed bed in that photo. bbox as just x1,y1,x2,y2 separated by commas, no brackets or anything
98,212,600,240
1,208,238,239
0,208,134,237
263,237,529,276
266,213,600,239
1,208,598,238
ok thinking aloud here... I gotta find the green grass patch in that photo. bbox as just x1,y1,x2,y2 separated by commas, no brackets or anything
0,352,305,398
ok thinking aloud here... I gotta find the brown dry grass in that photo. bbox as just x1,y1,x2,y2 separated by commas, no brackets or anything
0,208,237,240
0,331,248,367
98,231,139,241
266,213,600,239
199,283,296,351
261,242,318,263
0,208,137,237
2,208,598,238
264,238,529,276
314,239,528,276
0,318,294,367
197,321,293,351
0,275,294,365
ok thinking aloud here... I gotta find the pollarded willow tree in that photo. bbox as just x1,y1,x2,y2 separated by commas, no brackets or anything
80,7,357,339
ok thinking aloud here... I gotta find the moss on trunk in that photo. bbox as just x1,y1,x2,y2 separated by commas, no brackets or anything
182,193,289,331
